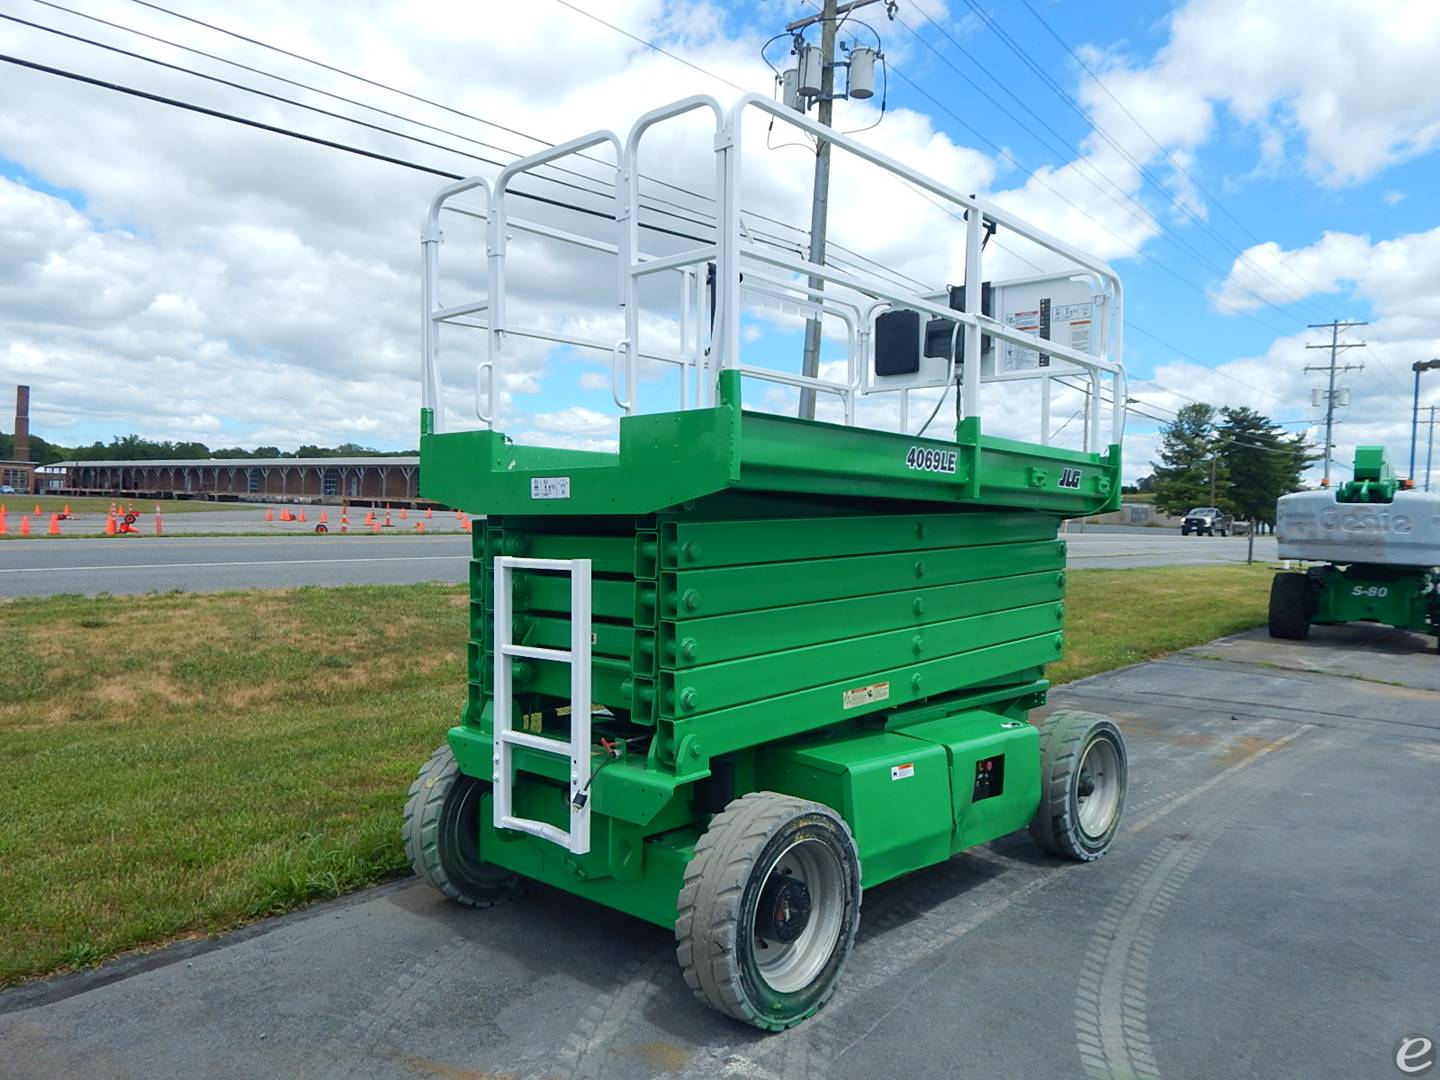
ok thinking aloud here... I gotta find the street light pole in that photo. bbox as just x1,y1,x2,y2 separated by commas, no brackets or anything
1427,405,1438,493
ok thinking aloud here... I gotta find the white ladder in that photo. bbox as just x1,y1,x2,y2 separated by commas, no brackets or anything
491,556,593,856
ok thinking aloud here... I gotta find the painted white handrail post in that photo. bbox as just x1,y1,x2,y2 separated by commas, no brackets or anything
421,177,492,434
715,108,743,381
484,184,506,432
961,204,984,424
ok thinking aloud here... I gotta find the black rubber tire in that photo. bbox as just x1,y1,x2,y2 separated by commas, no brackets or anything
676,792,861,1031
1180,527,1189,536
402,744,523,907
1029,710,1127,862
1268,572,1312,640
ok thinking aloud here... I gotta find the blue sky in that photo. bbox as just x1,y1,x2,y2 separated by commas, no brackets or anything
2,0,1438,483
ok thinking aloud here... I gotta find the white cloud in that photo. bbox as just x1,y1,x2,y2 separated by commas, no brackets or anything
1081,0,1440,186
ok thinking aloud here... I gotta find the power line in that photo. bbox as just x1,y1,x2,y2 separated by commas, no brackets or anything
31,0,716,224
98,0,923,294
955,0,1328,324
887,65,1295,340
1013,0,1339,316
549,0,748,93
897,9,1327,329
0,50,713,244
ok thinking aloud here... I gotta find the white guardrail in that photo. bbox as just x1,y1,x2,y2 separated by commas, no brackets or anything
421,93,1125,450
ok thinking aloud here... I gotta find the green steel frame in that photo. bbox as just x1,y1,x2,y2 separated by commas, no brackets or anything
420,364,1121,927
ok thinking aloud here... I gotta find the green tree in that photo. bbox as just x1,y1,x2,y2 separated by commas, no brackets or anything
1151,403,1229,516
1216,407,1316,527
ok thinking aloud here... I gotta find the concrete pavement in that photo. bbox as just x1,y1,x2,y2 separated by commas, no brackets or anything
0,527,1277,598
3,622,1435,1079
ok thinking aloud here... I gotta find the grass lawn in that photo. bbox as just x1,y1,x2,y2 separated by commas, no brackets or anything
0,564,1273,987
2,494,242,515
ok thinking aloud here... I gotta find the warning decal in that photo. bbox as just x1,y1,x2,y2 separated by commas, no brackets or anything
843,681,890,710
890,762,915,781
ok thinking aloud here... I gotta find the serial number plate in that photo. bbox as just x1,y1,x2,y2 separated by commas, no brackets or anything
904,446,957,474
530,476,571,500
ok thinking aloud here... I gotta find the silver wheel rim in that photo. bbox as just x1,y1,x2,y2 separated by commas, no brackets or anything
753,837,844,994
1076,736,1122,839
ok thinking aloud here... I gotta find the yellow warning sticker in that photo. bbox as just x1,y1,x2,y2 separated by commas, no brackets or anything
842,681,890,710
890,763,915,781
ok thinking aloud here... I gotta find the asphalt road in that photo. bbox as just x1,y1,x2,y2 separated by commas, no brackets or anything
0,528,1276,598
3,624,1436,1079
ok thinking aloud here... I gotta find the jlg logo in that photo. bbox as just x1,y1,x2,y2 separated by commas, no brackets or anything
1058,468,1083,490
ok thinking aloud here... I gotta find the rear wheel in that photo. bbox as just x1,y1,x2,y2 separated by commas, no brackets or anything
676,792,861,1031
402,744,522,907
1030,711,1127,861
1268,573,1312,640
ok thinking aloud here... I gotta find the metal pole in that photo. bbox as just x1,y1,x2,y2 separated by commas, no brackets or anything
1305,319,1366,488
1247,527,1255,564
1427,406,1437,493
1209,449,1217,505
798,0,838,420
1412,362,1423,482
1322,320,1338,488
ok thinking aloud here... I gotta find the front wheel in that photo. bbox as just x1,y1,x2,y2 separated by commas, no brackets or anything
676,792,861,1031
402,744,523,907
1030,711,1127,861
1268,572,1312,640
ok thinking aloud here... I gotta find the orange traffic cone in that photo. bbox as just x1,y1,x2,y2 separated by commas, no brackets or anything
297,507,306,523
371,521,381,534
155,513,164,536
0,513,7,536
105,514,116,537
279,508,291,522
19,515,30,537
425,507,433,519
34,503,41,516
48,513,60,536
399,508,408,520
265,507,274,522
384,510,392,528
340,514,348,534
155,503,161,515
364,510,375,525
319,510,328,525
63,504,72,518
461,517,472,533
415,521,425,533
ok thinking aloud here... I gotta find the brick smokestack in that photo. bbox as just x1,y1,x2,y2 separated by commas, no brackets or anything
14,385,30,463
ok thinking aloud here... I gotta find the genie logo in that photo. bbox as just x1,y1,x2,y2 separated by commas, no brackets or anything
1319,506,1415,534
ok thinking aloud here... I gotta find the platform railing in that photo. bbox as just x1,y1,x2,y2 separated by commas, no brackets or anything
422,94,1125,449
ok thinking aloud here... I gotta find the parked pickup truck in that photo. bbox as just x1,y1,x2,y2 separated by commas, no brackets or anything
1181,506,1232,536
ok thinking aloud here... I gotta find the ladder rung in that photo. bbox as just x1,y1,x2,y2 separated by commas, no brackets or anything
498,815,571,848
500,729,573,755
500,643,572,662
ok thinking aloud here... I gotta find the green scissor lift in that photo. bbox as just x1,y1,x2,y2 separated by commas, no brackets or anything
1269,446,1440,646
403,95,1131,1030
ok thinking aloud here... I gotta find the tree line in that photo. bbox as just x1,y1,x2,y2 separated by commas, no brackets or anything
0,432,415,465
1141,403,1317,527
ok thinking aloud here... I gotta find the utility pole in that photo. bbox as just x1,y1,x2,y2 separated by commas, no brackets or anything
797,0,838,421
788,0,884,419
1209,451,1217,505
1305,319,1367,487
1410,358,1440,482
